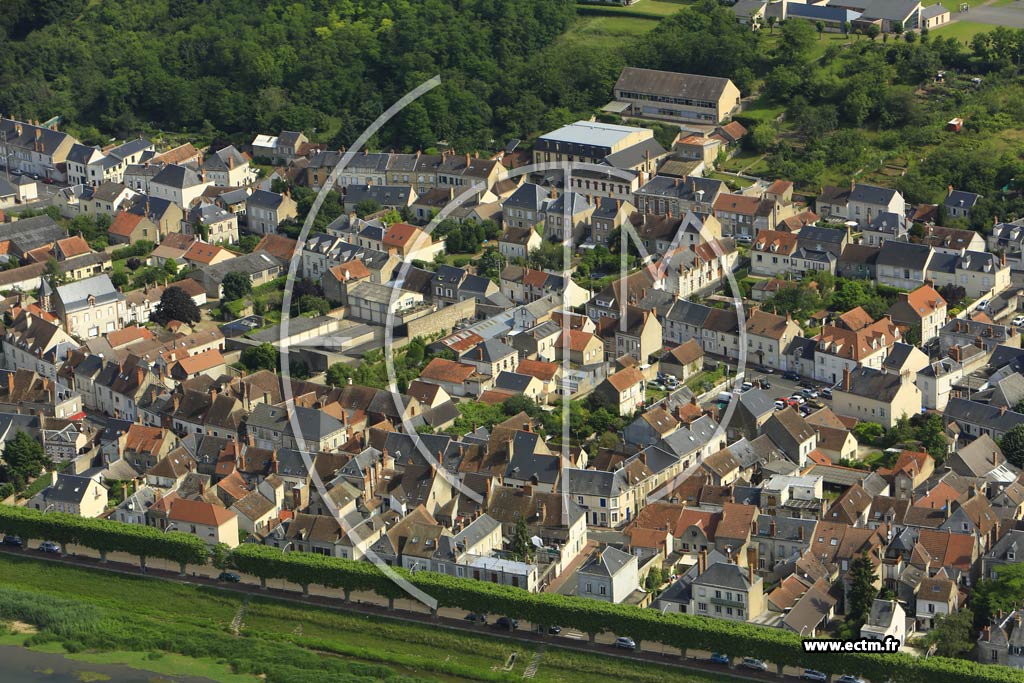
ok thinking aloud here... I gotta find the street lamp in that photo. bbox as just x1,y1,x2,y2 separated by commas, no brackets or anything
164,523,177,533
41,504,55,515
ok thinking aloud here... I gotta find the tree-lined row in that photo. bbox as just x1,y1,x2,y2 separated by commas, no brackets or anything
0,505,208,572
1,506,1018,683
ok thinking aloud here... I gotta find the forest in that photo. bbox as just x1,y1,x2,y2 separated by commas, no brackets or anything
4,0,1024,219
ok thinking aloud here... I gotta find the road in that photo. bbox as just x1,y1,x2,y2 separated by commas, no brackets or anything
0,541,846,683
961,1,1024,29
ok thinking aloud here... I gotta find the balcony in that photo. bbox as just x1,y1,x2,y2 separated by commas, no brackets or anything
710,595,745,609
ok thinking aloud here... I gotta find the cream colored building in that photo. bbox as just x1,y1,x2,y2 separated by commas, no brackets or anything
831,367,922,429
30,473,107,518
613,67,741,125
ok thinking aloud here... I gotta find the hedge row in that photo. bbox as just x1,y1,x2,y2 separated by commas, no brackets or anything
0,505,1016,683
0,505,208,569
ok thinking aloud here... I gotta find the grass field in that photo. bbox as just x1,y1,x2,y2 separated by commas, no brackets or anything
0,554,733,683
932,20,999,42
576,0,694,18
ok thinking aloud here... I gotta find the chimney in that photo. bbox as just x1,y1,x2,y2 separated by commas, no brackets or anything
5,372,12,396
136,367,145,386
248,432,255,447
798,525,805,541
747,546,757,583
843,367,851,391
698,548,708,574
944,499,952,519
770,520,777,537
993,450,999,466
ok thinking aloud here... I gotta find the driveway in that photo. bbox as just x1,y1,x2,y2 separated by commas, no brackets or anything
961,2,1024,28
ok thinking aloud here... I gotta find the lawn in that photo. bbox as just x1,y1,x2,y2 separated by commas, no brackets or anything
576,0,695,18
560,14,659,48
932,20,998,42
0,553,735,683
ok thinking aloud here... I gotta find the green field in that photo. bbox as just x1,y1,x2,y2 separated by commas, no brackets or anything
0,554,732,683
932,20,1000,42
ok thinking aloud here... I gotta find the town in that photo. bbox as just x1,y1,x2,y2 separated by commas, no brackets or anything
2,2,1024,683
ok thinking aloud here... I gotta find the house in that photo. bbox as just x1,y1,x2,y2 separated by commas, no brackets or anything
0,117,78,181
53,275,127,339
862,212,908,248
543,192,593,245
186,203,239,245
831,366,922,429
158,496,240,547
633,175,725,217
660,339,704,381
860,599,908,645
750,231,798,277
813,315,902,384
939,318,1017,356
0,215,66,260
596,306,662,363
919,3,950,29
577,547,639,603
612,67,741,125
817,182,905,224
501,183,548,230
342,184,416,214
745,309,800,371
183,241,234,268
858,0,922,34
593,367,645,416
917,224,985,255
3,310,77,380
149,164,212,209
975,608,1024,669
187,251,283,299
916,574,959,631
590,197,637,246
108,210,160,245
418,357,490,398
245,190,298,235
29,473,107,517
763,408,818,468
712,192,779,239
381,222,442,261
251,131,307,164
887,285,947,344
690,556,766,622
498,226,542,262
202,145,256,187
562,460,653,528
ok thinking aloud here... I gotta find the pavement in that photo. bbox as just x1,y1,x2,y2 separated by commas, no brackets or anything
0,542,855,682
958,2,1024,29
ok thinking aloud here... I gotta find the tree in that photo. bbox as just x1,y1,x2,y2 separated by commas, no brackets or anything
354,199,381,217
221,271,252,301
847,551,877,627
0,431,51,491
750,122,777,153
240,343,278,372
816,21,824,40
767,15,777,34
780,18,817,62
842,20,851,37
865,24,880,41
503,394,541,418
510,516,533,562
44,259,64,287
294,294,330,317
163,258,179,276
150,286,201,326
999,423,1024,469
973,563,1024,629
925,609,974,658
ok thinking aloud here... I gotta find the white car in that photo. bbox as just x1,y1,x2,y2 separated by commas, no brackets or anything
1013,315,1024,327
790,394,807,405
739,658,768,672
774,400,786,410
977,299,990,311
741,381,753,392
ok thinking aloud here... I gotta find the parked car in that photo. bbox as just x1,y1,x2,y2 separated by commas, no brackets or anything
38,541,60,554
774,400,786,410
218,571,241,583
740,658,768,672
614,637,637,650
802,671,828,682
786,398,801,408
837,676,866,683
783,370,800,381
790,395,806,405
799,404,814,416
977,299,990,311
760,380,772,390
664,376,679,388
799,380,816,389
1013,315,1024,327
741,381,753,392
464,613,487,623
709,653,730,665
801,388,819,399
2,535,23,547
820,387,833,399
495,617,518,630
543,625,561,634
736,235,753,244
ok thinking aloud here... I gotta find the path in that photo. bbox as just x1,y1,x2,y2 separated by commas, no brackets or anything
523,646,545,679
230,593,251,636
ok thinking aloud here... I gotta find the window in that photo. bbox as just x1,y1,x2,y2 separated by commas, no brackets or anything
599,586,606,595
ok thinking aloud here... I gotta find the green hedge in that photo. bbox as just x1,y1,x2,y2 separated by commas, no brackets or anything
1,505,1018,683
0,505,208,568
